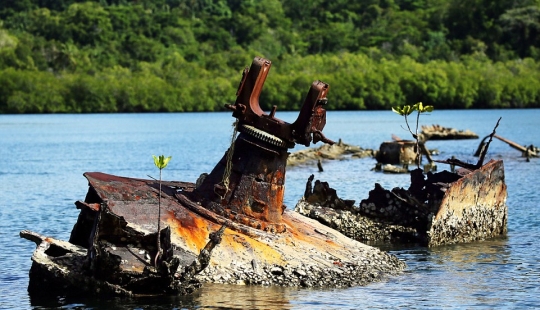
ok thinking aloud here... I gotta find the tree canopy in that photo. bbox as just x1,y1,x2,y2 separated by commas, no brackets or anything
1,0,539,113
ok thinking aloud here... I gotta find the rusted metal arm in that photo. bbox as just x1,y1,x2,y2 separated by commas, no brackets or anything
291,82,335,146
225,57,333,148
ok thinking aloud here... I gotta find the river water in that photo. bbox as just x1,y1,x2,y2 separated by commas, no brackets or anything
1,110,539,309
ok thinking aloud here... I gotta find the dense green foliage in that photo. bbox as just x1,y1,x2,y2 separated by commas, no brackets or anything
1,0,539,113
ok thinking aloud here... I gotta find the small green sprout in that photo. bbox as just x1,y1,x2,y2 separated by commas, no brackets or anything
152,154,171,267
392,102,434,168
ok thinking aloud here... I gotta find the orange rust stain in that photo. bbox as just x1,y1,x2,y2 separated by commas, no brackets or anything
281,216,300,235
281,214,344,253
126,265,145,273
166,211,210,252
281,216,316,244
222,233,251,253
220,232,285,265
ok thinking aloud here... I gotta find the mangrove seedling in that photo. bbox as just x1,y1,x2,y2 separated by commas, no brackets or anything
152,154,172,267
392,102,434,169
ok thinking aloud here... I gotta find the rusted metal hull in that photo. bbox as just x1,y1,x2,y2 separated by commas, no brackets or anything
20,56,406,294
70,171,405,287
297,160,507,247
427,160,507,246
21,221,225,297
21,172,226,297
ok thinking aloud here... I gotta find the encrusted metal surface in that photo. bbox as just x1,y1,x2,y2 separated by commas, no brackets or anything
428,159,507,246
296,160,507,247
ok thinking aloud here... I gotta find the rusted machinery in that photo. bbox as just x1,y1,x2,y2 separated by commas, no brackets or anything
21,57,405,296
193,56,334,234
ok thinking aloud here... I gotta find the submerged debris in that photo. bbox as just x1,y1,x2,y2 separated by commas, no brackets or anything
297,160,507,246
288,139,375,167
375,140,417,166
21,212,225,297
475,134,538,159
419,124,479,141
374,136,437,173
297,119,507,246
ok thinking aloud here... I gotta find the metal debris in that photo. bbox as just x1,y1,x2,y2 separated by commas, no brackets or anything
419,124,479,141
297,159,507,246
297,119,507,246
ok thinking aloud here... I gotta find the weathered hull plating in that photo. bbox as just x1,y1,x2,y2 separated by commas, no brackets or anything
74,172,405,287
427,159,507,246
297,160,507,247
21,56,406,295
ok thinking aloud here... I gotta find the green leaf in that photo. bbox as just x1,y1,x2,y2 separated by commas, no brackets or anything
423,105,434,112
392,105,410,116
153,155,172,170
392,106,403,115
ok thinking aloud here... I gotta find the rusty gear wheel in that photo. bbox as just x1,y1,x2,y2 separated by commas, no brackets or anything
241,124,287,148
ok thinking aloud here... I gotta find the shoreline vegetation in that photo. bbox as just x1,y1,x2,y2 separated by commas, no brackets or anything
1,1,539,114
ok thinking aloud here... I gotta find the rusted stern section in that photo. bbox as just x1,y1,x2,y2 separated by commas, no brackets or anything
297,159,507,247
428,159,507,246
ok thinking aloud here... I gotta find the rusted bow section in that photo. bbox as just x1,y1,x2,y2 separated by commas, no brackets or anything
193,57,334,233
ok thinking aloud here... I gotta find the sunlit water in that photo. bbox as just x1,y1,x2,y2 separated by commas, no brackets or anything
1,110,539,309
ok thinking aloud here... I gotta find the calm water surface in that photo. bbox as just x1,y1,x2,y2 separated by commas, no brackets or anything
1,110,539,309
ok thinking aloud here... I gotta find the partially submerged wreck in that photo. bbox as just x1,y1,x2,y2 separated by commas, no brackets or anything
287,139,375,167
419,124,479,141
296,120,507,246
21,57,405,297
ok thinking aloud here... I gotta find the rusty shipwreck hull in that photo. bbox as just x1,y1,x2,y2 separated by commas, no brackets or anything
297,159,507,247
427,159,507,245
72,171,404,287
69,57,404,287
21,56,405,295
21,180,225,298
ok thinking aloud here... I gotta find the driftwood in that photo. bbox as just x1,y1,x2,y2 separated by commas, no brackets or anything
435,118,501,170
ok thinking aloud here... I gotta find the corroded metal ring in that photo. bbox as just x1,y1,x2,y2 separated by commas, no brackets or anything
241,124,287,148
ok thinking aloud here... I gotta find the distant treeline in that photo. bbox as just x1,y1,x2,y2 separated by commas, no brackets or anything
1,0,539,113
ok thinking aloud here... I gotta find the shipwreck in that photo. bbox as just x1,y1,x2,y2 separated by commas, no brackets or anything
21,57,405,297
296,119,508,247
